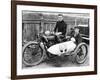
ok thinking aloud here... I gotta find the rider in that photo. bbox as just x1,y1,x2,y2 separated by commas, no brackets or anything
54,14,67,37
54,14,67,42
73,27,82,45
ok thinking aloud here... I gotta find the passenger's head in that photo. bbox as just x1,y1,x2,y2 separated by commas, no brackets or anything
74,27,80,34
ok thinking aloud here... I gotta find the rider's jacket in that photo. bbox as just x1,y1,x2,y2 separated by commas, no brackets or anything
54,20,67,36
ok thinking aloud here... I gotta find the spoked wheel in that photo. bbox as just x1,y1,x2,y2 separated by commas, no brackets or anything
75,43,88,64
22,41,45,66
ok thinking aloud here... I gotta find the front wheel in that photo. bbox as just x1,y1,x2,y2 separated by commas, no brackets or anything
22,41,45,66
75,43,88,64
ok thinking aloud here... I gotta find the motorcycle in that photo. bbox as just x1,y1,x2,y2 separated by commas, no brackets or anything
22,31,88,66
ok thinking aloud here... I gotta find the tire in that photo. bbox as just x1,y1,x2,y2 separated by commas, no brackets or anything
22,41,45,66
75,43,88,64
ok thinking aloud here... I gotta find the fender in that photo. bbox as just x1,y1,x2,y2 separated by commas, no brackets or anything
70,42,88,55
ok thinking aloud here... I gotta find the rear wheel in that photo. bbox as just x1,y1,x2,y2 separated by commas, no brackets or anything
75,43,88,64
22,41,45,66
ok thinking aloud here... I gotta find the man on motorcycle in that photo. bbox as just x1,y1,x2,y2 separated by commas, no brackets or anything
54,14,67,36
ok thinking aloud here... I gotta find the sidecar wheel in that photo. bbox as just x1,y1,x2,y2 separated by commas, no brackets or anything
22,41,45,66
75,43,88,64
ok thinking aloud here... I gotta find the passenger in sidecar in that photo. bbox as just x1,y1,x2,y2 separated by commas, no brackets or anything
47,27,82,56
